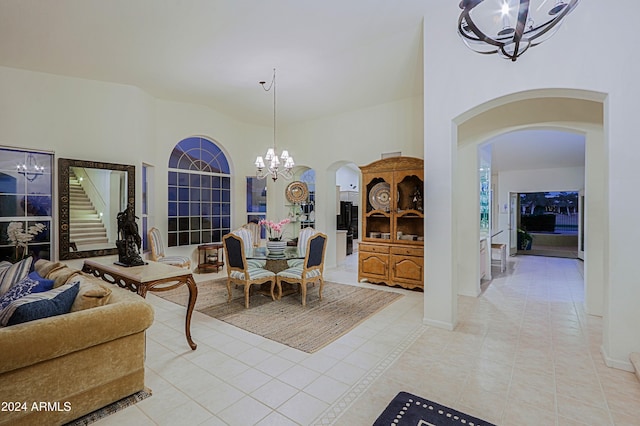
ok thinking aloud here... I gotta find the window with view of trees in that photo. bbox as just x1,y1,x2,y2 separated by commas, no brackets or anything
168,137,231,247
519,191,578,234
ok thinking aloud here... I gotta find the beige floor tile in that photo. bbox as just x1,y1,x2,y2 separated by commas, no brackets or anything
217,395,272,425
251,378,298,409
556,395,613,425
277,392,329,425
93,255,640,426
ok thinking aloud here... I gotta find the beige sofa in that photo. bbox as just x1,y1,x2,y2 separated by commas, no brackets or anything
0,260,154,426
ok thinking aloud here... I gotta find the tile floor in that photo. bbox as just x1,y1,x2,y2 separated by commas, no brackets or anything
96,254,640,426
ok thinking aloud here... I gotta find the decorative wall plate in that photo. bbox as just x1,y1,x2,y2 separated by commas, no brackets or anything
285,181,309,203
369,182,391,210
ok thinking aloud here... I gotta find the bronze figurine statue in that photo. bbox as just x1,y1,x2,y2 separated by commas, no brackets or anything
115,203,146,266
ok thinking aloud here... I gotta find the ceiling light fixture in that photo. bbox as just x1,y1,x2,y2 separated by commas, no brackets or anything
17,153,44,182
458,0,579,62
255,68,294,181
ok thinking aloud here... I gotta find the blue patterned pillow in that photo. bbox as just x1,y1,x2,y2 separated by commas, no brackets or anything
0,257,33,297
0,276,39,310
0,281,80,327
27,271,55,293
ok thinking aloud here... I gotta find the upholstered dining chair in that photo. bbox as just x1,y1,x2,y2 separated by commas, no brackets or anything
288,227,317,268
223,233,276,308
243,222,261,247
276,232,327,306
148,227,191,269
231,227,265,268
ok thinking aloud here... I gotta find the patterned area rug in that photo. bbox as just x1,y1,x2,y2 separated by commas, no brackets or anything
374,391,495,426
64,388,152,425
156,279,403,353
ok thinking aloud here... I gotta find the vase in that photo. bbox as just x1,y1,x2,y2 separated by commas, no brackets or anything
266,240,287,257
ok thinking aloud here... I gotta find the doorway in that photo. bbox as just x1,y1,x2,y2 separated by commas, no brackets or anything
448,92,605,317
516,191,580,258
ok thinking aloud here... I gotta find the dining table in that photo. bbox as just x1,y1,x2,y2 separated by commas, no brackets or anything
245,246,303,273
245,246,305,299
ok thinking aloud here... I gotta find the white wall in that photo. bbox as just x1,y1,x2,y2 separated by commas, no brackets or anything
283,96,423,268
423,2,638,369
0,65,423,271
493,166,585,245
336,165,359,192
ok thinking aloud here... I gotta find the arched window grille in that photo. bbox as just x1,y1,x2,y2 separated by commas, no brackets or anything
167,137,231,246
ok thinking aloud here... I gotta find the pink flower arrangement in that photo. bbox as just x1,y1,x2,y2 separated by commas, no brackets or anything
258,218,291,241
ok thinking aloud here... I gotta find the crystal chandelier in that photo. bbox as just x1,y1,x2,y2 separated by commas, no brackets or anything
458,0,579,62
255,68,294,181
17,153,44,182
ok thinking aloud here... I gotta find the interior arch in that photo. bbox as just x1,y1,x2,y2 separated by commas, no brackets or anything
453,90,606,318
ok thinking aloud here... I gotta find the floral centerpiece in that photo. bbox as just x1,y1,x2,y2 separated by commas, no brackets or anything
258,218,291,241
259,218,290,257
6,221,46,261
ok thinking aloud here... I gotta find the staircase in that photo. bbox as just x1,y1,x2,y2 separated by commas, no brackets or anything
69,171,109,248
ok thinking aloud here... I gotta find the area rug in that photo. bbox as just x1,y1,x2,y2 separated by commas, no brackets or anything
155,278,403,353
64,388,152,425
374,391,495,426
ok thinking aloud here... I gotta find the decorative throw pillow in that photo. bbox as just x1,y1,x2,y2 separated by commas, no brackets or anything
27,271,55,293
47,267,81,288
34,259,66,278
0,281,80,327
0,257,33,297
0,276,39,310
70,277,112,312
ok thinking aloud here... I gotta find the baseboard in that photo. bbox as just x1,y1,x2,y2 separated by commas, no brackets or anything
422,317,455,331
600,345,634,372
630,353,640,382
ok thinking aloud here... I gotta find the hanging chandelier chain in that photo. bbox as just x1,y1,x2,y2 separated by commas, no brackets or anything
260,68,277,151
255,68,295,181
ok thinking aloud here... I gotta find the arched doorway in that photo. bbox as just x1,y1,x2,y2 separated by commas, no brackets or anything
454,92,605,317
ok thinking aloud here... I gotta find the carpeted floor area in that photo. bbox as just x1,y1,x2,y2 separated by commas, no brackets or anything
155,278,403,353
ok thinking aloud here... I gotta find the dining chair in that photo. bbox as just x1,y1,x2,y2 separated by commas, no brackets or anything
287,227,317,268
231,228,265,268
223,233,277,308
243,222,261,247
276,232,327,306
147,227,191,269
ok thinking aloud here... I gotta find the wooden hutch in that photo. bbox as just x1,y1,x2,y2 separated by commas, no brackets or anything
358,156,424,290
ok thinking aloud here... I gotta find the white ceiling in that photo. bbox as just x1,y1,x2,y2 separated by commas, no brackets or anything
488,129,585,172
0,1,585,170
0,0,429,126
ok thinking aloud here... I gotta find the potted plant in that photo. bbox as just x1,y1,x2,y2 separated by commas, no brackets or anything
517,228,533,250
259,218,291,256
6,221,45,262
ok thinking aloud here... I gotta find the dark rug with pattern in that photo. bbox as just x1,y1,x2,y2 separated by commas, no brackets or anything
64,388,151,425
374,391,495,426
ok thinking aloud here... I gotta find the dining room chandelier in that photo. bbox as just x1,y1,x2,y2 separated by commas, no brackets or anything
17,153,44,182
458,0,580,62
255,68,294,181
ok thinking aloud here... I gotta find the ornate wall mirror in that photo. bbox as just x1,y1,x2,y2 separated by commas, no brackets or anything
58,158,135,260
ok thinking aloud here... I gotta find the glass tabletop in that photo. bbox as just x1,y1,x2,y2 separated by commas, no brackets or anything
246,246,303,260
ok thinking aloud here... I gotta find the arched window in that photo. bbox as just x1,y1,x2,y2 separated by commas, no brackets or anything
167,137,231,247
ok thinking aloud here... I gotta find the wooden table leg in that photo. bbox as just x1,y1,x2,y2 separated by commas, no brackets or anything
133,275,198,351
184,274,198,350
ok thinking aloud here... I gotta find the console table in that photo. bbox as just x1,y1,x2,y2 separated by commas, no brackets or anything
82,259,198,350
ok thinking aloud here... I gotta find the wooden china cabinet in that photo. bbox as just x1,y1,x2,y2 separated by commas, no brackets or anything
358,156,424,290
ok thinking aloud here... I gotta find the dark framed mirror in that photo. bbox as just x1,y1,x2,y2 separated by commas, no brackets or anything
58,158,135,260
